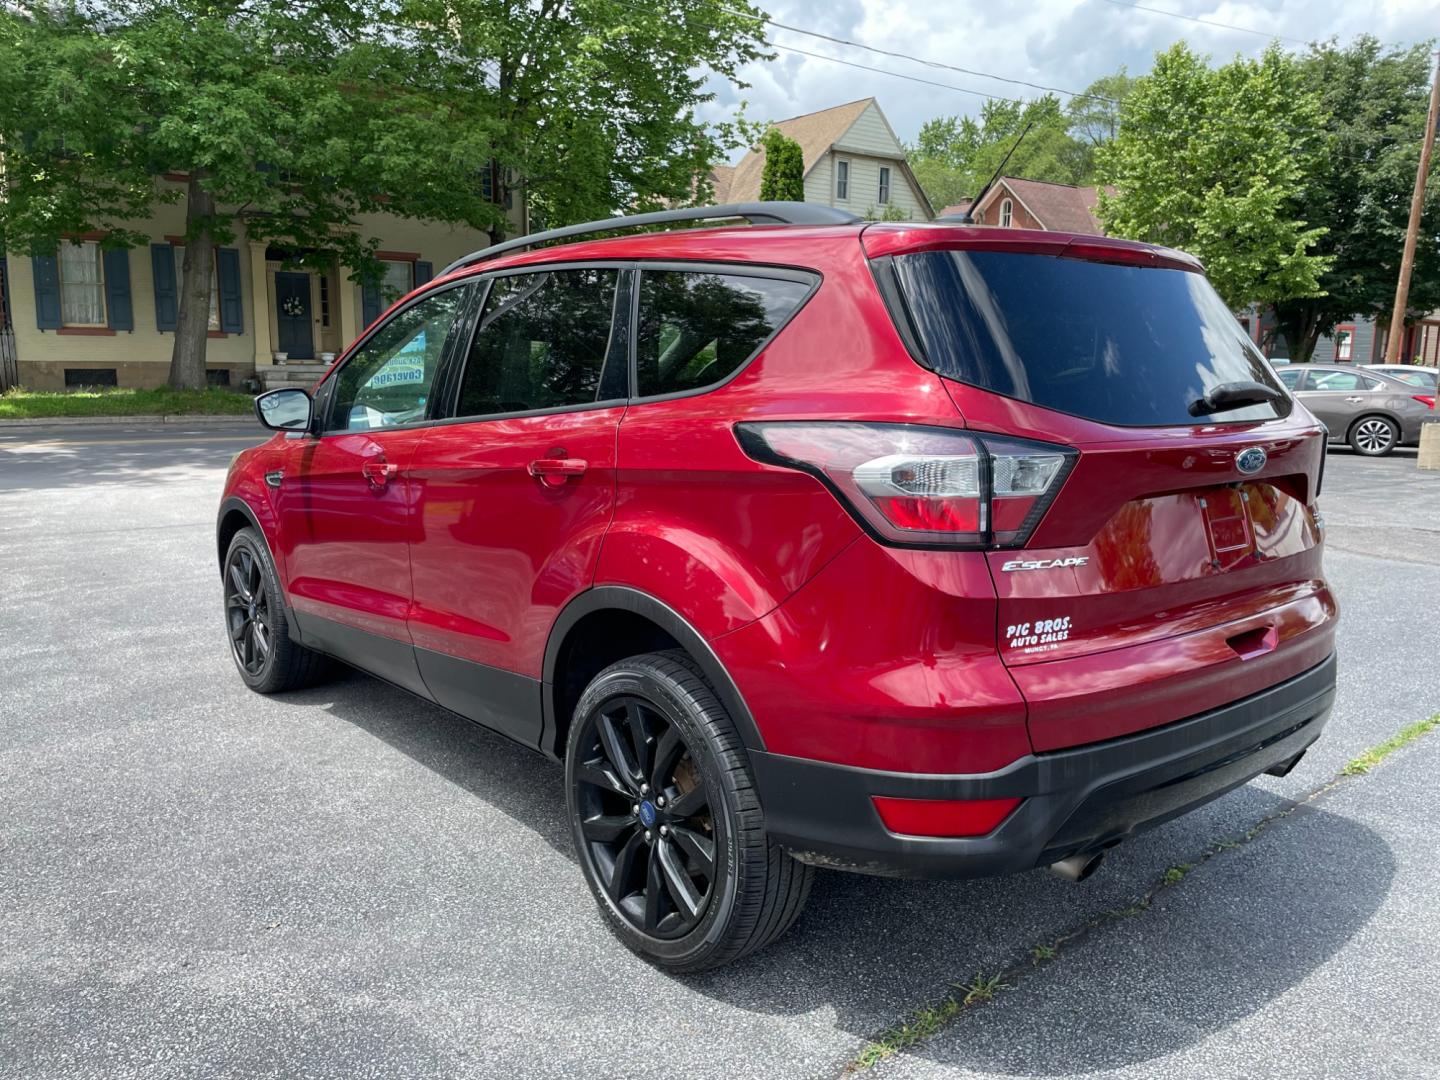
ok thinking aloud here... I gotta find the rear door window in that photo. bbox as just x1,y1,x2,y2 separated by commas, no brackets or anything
889,250,1290,427
455,268,621,418
1308,370,1379,392
636,270,813,398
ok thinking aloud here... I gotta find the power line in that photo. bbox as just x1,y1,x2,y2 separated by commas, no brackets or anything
1096,0,1310,48
715,3,1109,102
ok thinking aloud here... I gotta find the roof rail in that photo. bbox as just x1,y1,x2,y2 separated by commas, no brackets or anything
437,201,862,277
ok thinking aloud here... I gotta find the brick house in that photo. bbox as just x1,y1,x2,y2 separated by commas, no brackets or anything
711,99,934,221
938,176,1110,234
0,176,523,391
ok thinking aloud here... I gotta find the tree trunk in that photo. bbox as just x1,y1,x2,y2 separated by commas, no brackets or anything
167,175,217,390
1272,302,1323,364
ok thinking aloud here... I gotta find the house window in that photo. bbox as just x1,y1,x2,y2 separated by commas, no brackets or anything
380,259,413,303
319,275,331,328
836,159,850,201
1334,325,1354,362
58,241,106,327
172,247,221,331
1000,199,1013,228
878,166,892,205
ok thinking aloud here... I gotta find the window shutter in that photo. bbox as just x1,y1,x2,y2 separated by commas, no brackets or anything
217,247,243,333
102,249,134,331
31,255,61,330
362,282,381,327
151,244,178,331
414,260,433,287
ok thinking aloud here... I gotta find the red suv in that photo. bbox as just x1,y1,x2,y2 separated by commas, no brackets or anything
219,203,1337,971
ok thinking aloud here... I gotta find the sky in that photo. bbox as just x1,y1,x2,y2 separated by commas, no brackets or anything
700,0,1439,161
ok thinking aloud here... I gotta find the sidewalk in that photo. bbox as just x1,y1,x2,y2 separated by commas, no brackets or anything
0,413,260,429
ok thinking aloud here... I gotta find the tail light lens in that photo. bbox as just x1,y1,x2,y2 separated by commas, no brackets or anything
735,421,1075,549
1413,395,1435,408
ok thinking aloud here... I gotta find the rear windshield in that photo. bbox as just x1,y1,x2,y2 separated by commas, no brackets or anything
890,250,1289,427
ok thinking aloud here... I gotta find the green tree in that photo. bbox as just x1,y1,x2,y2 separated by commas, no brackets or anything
909,95,1093,210
412,0,767,226
1097,42,1331,309
1270,37,1440,363
1066,69,1136,149
758,128,805,202
0,0,766,388
0,0,504,388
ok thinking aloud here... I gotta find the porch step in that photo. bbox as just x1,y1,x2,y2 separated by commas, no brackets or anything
259,364,330,391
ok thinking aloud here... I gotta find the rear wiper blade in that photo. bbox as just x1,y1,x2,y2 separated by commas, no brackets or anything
1189,380,1285,417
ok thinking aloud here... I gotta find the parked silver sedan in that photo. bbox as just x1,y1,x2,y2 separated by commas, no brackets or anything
1275,364,1434,456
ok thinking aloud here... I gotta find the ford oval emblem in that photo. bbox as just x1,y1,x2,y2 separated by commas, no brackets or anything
1236,446,1268,474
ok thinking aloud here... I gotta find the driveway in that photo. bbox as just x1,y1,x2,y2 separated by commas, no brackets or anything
2,425,1438,1080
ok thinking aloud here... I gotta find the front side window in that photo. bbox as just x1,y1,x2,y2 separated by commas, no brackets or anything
59,241,105,327
172,246,220,330
836,160,850,201
455,268,619,418
878,166,892,205
329,287,466,431
891,249,1290,426
1275,367,1303,390
637,270,813,398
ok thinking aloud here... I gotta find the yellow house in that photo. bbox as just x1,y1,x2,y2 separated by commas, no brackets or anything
0,178,522,391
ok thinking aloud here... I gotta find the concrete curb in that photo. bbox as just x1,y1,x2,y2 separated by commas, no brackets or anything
0,413,259,429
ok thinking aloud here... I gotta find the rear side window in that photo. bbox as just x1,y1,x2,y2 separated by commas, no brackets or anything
1307,370,1380,392
456,268,619,417
636,270,812,398
890,250,1290,427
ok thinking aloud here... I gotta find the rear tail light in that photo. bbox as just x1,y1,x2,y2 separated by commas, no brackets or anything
735,421,1075,549
1414,395,1435,409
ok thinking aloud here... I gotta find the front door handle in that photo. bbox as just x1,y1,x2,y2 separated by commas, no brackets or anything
528,457,588,487
1344,396,1365,403
362,460,398,488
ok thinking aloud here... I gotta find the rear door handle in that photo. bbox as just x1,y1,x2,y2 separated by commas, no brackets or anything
528,457,588,487
362,460,398,488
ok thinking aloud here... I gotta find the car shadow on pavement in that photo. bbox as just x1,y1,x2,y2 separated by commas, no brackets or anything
296,667,1394,1076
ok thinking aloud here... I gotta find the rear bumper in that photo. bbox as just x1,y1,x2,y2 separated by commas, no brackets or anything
751,652,1336,878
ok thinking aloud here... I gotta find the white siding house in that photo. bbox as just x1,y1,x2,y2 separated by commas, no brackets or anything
713,99,933,221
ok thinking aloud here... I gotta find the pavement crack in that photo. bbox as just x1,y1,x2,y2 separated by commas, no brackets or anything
837,713,1440,1076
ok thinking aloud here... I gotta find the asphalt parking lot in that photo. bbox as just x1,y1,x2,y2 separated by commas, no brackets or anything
2,425,1438,1080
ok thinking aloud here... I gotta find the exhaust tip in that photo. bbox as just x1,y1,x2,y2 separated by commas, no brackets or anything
1265,751,1305,778
1049,851,1105,883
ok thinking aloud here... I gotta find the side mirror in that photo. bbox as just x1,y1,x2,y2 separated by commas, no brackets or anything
254,387,313,433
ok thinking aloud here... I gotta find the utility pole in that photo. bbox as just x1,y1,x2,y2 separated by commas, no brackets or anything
1384,50,1440,364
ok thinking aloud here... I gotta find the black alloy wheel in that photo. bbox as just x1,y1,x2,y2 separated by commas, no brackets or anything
566,651,813,972
221,527,329,693
225,545,272,677
573,694,717,938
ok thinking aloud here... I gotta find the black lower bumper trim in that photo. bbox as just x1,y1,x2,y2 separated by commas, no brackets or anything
750,653,1336,879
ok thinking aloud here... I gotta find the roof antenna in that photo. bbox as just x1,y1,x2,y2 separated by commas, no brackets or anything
957,120,1034,224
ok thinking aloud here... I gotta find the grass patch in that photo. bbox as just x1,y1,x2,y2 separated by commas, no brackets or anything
1030,943,1056,963
1161,863,1194,886
0,385,254,419
850,973,1007,1071
1342,715,1440,776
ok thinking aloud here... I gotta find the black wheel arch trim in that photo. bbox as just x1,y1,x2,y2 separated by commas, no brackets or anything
542,586,765,758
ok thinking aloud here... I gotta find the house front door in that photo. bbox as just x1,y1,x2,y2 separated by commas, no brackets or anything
275,272,314,359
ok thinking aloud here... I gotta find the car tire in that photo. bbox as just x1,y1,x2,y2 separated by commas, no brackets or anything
1348,415,1399,456
565,650,813,972
223,527,329,693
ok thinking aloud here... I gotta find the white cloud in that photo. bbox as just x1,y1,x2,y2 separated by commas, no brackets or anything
699,0,1438,160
